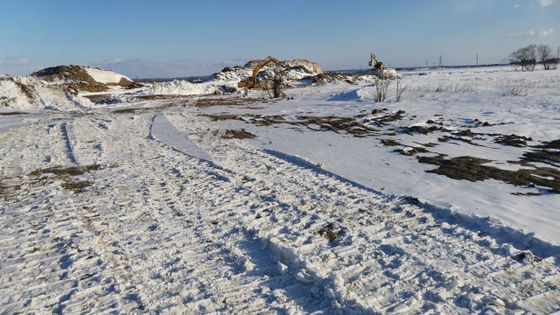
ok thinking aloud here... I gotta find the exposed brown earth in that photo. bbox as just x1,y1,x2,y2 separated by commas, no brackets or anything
194,97,268,108
418,155,560,194
222,129,256,139
32,65,108,93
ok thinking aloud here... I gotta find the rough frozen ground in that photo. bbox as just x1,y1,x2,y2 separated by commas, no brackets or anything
1,101,560,314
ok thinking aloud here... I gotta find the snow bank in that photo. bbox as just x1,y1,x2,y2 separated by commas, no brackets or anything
0,75,93,112
141,80,218,96
328,85,377,101
84,67,132,84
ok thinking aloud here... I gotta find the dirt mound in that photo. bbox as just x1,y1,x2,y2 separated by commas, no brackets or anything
214,58,323,84
32,65,107,93
282,59,323,74
31,65,140,93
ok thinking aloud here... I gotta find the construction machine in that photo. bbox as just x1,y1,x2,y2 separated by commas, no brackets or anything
368,52,385,71
238,56,290,89
368,52,400,79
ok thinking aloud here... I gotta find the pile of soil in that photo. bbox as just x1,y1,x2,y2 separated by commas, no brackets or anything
32,65,141,93
32,65,108,93
214,58,323,83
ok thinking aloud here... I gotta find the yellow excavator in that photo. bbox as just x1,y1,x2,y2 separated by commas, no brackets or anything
238,56,290,89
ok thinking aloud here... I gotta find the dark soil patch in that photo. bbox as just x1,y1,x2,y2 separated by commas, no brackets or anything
511,192,542,196
400,125,447,135
222,129,256,139
112,107,143,114
453,129,480,137
0,111,27,116
318,224,343,242
495,134,532,147
522,150,560,167
426,119,444,126
438,135,478,146
366,109,406,126
298,115,377,137
461,118,496,128
29,165,102,177
421,142,438,148
195,97,268,107
134,95,187,101
512,251,542,263
536,139,560,149
14,80,36,100
395,147,429,156
30,165,102,194
112,77,142,89
418,155,560,193
205,114,244,122
380,139,402,146
60,180,93,193
203,113,378,137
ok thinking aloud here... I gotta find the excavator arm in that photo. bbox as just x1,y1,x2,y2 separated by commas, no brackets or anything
238,56,286,89
369,52,385,70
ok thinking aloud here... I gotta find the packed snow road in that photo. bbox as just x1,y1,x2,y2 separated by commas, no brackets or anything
1,101,560,314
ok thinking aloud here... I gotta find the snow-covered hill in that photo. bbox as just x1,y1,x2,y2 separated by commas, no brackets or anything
32,65,139,93
0,75,93,111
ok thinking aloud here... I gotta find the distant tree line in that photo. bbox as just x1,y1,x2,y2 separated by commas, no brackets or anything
510,44,558,71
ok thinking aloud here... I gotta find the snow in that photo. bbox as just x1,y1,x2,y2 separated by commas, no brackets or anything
141,79,218,96
150,112,213,162
0,75,93,112
200,66,560,244
84,67,131,84
1,65,560,313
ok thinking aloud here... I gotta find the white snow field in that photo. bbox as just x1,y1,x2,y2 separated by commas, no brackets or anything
1,66,560,314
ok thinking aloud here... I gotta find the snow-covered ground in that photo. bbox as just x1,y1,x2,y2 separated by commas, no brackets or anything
202,66,560,244
1,65,560,313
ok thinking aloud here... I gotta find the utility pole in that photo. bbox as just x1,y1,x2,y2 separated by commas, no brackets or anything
439,55,443,67
425,58,428,67
476,54,479,66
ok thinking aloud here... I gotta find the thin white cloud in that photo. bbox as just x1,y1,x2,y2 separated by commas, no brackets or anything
539,0,554,6
540,28,555,36
513,0,555,9
93,58,250,78
0,54,31,67
508,28,554,38
0,54,34,75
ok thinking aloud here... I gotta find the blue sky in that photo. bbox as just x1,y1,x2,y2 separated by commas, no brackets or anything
1,0,558,78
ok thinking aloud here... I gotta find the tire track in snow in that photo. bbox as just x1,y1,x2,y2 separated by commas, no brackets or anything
60,122,77,165
168,108,560,313
147,110,374,312
2,105,560,314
